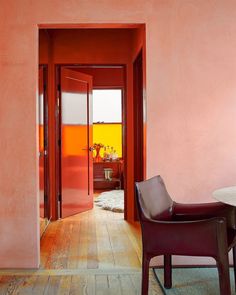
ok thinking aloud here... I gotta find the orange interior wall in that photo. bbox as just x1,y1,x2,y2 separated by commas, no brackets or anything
39,30,49,64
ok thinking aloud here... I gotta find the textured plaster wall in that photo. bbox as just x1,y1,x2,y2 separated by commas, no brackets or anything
148,1,236,204
0,0,236,267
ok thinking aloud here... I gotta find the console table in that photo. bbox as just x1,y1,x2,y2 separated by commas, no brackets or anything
93,160,123,190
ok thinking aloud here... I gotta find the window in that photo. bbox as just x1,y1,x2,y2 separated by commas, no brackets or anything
93,89,123,157
92,89,122,123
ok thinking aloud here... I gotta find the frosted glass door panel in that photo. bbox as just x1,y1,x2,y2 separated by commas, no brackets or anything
60,68,93,218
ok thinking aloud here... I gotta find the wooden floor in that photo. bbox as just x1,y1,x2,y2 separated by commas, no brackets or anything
0,206,163,294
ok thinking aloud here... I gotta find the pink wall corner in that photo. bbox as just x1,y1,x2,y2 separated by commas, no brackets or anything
1,0,236,267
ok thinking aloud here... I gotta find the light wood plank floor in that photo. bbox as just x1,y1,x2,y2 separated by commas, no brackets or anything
0,206,163,294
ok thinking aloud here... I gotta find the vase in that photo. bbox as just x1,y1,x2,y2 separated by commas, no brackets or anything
94,147,102,162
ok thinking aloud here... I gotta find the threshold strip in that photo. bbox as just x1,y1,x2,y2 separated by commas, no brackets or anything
0,267,141,276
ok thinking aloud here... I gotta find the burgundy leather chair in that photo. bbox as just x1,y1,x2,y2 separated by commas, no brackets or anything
135,175,236,295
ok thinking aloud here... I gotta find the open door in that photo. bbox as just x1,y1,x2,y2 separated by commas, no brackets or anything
59,68,93,218
38,65,50,230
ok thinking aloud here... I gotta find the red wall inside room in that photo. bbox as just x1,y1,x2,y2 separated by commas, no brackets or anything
74,67,124,88
40,29,134,63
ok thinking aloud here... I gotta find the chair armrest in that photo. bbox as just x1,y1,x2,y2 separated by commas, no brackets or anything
173,201,236,229
141,217,227,256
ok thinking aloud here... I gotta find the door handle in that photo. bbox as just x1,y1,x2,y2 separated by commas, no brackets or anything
82,147,94,152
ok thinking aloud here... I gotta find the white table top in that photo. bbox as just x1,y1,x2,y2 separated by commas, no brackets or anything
213,186,236,207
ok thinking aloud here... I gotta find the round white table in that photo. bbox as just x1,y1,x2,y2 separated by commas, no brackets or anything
213,186,236,206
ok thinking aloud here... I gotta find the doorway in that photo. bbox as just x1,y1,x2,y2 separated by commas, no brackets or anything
38,25,146,222
55,66,126,218
92,87,124,215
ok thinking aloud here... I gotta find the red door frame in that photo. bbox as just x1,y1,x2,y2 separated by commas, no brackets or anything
133,49,145,220
47,62,145,221
39,25,146,222
39,64,50,220
55,64,127,219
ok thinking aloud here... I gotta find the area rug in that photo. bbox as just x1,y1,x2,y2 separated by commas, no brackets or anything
94,190,124,212
153,267,235,295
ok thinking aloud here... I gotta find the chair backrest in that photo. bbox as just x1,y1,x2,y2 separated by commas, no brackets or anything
135,175,174,221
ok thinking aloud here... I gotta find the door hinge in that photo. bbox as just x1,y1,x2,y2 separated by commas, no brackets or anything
57,84,61,92
57,197,61,219
58,139,61,146
44,194,48,202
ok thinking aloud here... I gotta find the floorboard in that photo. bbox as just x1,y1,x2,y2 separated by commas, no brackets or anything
0,206,163,294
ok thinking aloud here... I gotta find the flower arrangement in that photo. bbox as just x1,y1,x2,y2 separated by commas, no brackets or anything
93,143,104,150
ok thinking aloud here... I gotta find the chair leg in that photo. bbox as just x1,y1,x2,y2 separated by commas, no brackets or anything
233,246,236,292
142,252,151,295
164,254,172,289
216,255,231,295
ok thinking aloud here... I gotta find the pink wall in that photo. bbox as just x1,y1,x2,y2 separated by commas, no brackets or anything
147,1,236,203
1,0,236,268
